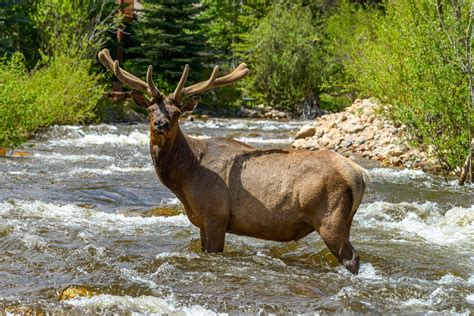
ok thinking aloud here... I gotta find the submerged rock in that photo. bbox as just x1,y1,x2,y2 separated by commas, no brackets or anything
11,151,32,157
58,286,98,301
118,206,184,217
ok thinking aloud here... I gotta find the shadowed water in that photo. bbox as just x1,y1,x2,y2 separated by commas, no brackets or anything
0,118,472,314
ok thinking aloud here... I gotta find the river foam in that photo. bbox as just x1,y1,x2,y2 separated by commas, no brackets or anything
369,168,427,183
356,201,474,245
65,294,217,315
0,199,190,231
34,152,115,162
49,130,148,147
182,119,306,132
69,164,152,175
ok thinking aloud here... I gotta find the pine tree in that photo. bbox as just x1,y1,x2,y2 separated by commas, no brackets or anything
0,0,39,69
124,0,206,93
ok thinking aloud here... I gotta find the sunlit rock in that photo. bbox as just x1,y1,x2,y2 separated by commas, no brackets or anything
4,306,41,315
58,286,98,301
295,125,316,139
11,151,32,157
146,206,184,217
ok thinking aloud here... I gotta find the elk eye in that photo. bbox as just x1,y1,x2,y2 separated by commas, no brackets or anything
147,105,157,113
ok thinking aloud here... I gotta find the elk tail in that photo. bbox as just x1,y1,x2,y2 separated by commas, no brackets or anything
340,158,370,217
351,163,369,217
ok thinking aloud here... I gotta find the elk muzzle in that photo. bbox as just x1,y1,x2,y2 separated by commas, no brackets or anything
153,120,169,132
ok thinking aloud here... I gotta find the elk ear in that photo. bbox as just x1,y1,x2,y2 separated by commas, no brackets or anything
181,96,200,113
131,91,151,108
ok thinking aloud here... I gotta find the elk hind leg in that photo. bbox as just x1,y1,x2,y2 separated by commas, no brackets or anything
316,201,360,274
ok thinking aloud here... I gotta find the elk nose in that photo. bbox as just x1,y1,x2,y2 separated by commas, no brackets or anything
154,121,169,131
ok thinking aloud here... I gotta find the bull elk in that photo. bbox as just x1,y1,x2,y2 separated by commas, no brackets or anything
98,49,368,274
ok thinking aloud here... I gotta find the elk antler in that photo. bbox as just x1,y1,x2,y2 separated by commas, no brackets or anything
173,63,249,102
98,48,161,98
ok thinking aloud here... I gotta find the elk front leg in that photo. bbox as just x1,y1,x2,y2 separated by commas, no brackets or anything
201,216,228,253
200,228,207,251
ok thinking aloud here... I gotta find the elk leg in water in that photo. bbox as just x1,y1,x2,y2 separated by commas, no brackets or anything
202,216,228,253
313,198,360,274
200,228,206,252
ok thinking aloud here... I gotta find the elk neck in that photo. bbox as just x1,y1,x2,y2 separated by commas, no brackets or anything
149,123,204,193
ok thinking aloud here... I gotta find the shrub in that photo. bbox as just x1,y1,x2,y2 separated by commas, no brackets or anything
0,53,104,149
245,3,324,113
344,0,473,175
0,53,33,148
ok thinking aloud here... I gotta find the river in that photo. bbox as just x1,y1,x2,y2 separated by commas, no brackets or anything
0,118,472,314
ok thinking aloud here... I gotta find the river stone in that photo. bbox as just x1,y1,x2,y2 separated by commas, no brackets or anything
318,138,330,147
292,138,307,148
58,286,97,301
348,125,365,133
295,125,316,139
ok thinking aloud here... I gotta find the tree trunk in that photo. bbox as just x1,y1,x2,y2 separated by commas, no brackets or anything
298,93,324,120
458,140,474,185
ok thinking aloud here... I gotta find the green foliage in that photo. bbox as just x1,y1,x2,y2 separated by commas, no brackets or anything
0,53,31,148
0,0,39,68
322,2,373,108
200,0,270,62
342,0,473,173
125,0,206,92
197,1,271,108
246,3,324,112
33,0,118,59
0,0,116,149
0,53,104,149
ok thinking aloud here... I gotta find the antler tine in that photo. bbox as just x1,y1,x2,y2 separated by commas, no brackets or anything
176,64,249,101
214,63,248,83
172,64,190,101
212,64,249,89
99,49,144,85
147,65,161,97
98,49,115,73
98,48,149,94
181,66,220,98
113,60,149,93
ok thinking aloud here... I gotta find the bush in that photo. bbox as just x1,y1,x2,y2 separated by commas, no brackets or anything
0,53,104,149
343,0,473,175
246,3,323,113
0,53,32,148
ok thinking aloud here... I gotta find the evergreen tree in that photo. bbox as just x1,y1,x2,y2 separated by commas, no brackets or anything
125,0,206,93
0,0,39,69
199,0,270,65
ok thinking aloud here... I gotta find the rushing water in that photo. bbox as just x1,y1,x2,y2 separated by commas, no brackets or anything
0,118,472,314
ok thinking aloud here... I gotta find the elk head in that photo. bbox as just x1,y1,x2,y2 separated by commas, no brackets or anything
97,49,249,149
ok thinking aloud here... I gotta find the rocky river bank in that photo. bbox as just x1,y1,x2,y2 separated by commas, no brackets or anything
292,99,443,173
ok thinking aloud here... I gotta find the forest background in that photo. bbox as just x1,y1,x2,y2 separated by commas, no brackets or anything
0,0,472,178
